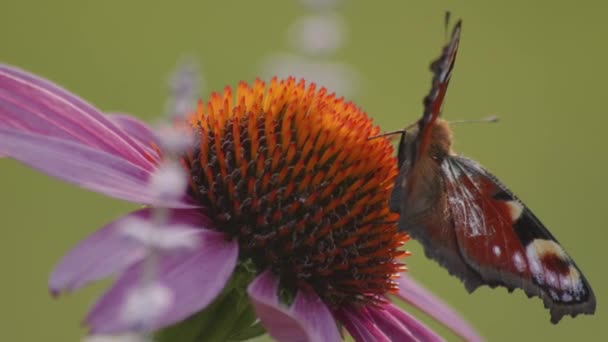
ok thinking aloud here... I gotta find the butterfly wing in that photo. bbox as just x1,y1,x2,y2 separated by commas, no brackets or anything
442,156,596,323
414,20,461,162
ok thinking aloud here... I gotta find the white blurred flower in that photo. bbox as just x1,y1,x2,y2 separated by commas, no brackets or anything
166,58,201,120
83,333,150,342
148,161,188,201
120,217,200,251
121,283,174,328
155,124,194,154
298,0,342,10
289,13,347,56
260,53,359,98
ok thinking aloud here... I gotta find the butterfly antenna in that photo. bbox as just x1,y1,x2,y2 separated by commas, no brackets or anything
444,11,452,41
448,115,500,125
368,129,406,140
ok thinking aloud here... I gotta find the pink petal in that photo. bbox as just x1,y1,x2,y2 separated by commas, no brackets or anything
86,229,238,333
248,270,341,342
290,285,342,342
395,274,483,342
0,64,155,170
0,128,193,207
107,113,161,162
49,208,209,294
370,303,443,342
336,302,444,342
334,308,390,342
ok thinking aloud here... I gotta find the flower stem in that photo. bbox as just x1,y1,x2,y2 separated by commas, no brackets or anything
154,264,262,342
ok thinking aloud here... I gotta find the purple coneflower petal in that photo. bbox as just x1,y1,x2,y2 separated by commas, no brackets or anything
0,65,154,170
86,229,238,333
107,113,161,161
334,308,390,342
395,274,483,342
336,302,445,342
248,270,341,342
370,303,443,342
0,128,193,207
49,208,208,294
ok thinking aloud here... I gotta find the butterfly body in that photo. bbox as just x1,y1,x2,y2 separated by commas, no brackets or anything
391,20,596,323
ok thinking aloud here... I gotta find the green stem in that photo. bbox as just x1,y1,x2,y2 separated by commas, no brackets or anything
154,263,262,342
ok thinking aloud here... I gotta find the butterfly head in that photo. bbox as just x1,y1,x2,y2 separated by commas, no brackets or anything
397,118,454,169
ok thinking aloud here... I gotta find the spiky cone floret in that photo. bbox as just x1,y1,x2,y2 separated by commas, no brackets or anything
183,77,409,307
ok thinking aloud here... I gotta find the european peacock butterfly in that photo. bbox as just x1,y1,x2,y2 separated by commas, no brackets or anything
389,19,596,323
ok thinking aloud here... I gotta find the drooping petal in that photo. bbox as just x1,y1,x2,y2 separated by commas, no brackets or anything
0,64,155,170
290,283,342,342
248,273,310,342
247,270,341,342
370,303,443,342
49,208,209,294
395,274,483,342
336,302,445,342
0,128,194,207
107,113,161,161
334,308,390,342
86,229,238,333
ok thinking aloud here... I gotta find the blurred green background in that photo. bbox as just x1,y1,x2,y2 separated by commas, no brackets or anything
1,0,606,341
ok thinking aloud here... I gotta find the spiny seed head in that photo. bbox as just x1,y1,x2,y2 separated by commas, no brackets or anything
182,77,409,306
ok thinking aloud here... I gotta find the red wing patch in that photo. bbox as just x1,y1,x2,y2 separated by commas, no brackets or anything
443,156,596,323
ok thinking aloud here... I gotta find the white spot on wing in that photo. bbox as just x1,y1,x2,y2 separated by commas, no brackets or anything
492,245,502,257
546,271,558,288
528,257,544,285
563,267,584,294
507,200,524,221
513,252,526,273
560,275,571,288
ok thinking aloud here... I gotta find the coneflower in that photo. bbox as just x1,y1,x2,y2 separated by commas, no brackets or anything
0,64,481,341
